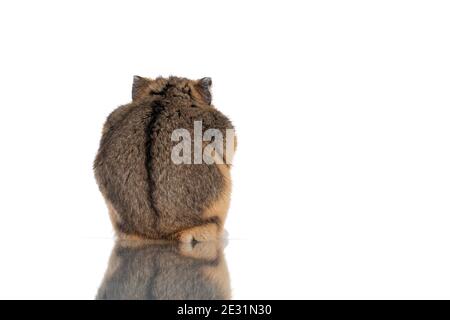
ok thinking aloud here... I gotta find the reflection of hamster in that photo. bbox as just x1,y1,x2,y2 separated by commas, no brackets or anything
94,76,236,242
96,241,231,300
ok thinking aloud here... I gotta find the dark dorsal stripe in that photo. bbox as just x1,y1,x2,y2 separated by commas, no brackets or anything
145,99,166,226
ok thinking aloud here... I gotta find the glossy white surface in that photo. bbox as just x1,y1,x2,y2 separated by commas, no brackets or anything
1,1,450,299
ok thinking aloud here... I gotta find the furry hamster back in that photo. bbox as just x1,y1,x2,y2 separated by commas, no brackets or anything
94,76,236,242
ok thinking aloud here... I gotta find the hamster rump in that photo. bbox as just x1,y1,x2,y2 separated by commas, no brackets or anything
94,104,160,239
94,76,236,242
151,104,235,242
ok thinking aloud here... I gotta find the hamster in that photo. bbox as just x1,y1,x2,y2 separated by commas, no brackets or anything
94,76,236,242
96,240,231,300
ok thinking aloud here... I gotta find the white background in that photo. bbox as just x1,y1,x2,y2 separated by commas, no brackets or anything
0,0,449,299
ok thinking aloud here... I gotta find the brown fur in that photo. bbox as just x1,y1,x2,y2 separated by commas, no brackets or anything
202,153,232,222
96,240,231,300
94,76,235,241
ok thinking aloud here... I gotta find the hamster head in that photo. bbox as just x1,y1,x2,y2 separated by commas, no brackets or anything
132,75,213,106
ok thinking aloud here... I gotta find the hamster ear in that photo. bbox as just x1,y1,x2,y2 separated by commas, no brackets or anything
132,75,151,101
196,77,212,104
199,77,212,88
